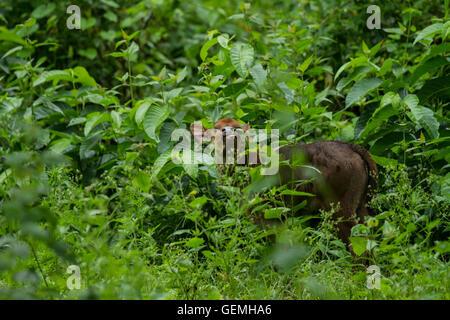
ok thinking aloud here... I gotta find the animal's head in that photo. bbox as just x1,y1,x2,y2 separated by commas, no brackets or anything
189,118,278,173
190,118,250,146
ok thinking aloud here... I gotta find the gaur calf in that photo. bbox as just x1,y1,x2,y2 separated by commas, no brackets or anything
190,118,378,249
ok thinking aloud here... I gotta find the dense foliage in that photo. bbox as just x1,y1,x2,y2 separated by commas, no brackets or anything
0,0,449,299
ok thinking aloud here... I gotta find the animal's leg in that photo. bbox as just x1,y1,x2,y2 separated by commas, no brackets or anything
356,202,369,224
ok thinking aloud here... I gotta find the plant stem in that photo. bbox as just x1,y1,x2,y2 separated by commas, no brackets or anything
29,242,49,288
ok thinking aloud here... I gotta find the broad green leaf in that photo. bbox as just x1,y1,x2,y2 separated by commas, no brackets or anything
249,63,267,90
33,70,74,87
403,94,419,109
407,105,440,139
349,236,367,256
1,46,23,60
149,149,172,182
43,100,64,116
334,61,351,81
73,66,97,87
183,162,198,179
80,132,103,159
354,104,378,139
230,43,254,78
414,23,443,44
417,75,450,102
50,139,73,154
163,88,183,101
379,58,393,76
223,82,247,97
185,237,204,249
111,111,121,128
380,91,401,108
189,195,208,209
135,101,152,125
277,82,295,105
31,3,55,19
217,34,230,49
176,67,188,84
0,27,27,45
298,55,313,73
200,37,218,61
84,113,110,136
345,78,382,108
127,41,139,56
68,117,86,127
264,207,289,219
133,171,151,193
78,48,97,60
359,105,397,139
371,155,400,168
409,57,449,85
143,105,170,142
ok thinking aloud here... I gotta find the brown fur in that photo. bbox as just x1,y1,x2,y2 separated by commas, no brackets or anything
191,119,379,249
278,141,378,247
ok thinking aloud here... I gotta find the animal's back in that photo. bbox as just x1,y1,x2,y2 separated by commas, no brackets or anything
277,140,377,244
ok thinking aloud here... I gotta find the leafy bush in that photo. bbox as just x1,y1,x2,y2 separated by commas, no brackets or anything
0,0,448,299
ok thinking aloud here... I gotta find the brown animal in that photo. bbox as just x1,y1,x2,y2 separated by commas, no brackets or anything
190,118,378,249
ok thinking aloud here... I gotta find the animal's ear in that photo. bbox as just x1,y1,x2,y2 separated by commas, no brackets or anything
242,123,250,131
190,122,207,143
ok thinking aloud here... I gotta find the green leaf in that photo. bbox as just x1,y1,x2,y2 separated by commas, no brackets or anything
379,58,393,76
1,46,23,60
73,66,97,87
407,105,440,139
409,57,449,85
359,104,398,139
200,37,218,61
50,139,73,154
176,67,188,84
279,190,315,197
189,195,208,209
230,43,254,78
249,63,267,91
135,101,152,125
149,149,172,182
371,155,399,168
349,236,368,256
84,112,110,136
68,117,86,127
345,78,382,108
417,75,450,102
133,171,151,193
380,92,401,109
403,94,419,109
111,111,121,128
217,34,230,49
354,104,378,139
414,23,443,44
277,82,295,105
0,27,27,45
264,207,289,219
78,48,98,60
33,70,74,87
185,237,204,249
298,55,313,73
80,132,103,159
182,152,198,179
143,105,170,142
334,61,351,81
223,82,247,97
31,3,55,19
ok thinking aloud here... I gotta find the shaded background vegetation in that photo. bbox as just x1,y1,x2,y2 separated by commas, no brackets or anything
0,0,448,299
